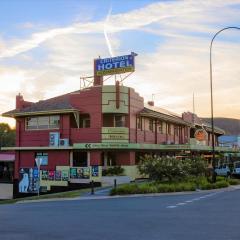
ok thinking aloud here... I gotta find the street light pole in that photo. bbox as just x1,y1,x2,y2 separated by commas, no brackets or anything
210,27,240,182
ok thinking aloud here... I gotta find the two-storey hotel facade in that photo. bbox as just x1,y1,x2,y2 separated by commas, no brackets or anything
3,52,234,194
3,79,231,194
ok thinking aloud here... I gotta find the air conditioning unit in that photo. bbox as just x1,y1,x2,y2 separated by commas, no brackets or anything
59,138,69,147
49,132,60,146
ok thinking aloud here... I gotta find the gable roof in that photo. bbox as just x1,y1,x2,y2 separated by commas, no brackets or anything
2,93,78,118
140,105,191,126
194,121,225,135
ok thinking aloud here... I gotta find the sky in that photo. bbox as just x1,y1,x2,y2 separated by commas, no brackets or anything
0,0,240,127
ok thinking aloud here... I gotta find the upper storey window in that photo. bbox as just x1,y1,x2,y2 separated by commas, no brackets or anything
137,117,143,130
103,114,126,127
80,114,90,128
148,119,154,132
26,115,60,130
114,115,125,127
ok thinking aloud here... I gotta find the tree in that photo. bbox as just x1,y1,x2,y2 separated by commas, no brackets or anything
0,123,16,147
138,155,207,182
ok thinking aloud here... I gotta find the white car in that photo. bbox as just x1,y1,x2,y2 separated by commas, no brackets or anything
215,164,231,177
232,162,240,176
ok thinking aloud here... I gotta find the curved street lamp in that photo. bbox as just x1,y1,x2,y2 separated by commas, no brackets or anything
210,27,240,182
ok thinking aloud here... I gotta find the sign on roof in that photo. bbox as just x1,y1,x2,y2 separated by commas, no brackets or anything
95,53,137,76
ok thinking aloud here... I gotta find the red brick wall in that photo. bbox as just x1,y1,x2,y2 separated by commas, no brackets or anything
15,150,70,179
116,151,135,165
90,151,101,165
129,88,144,143
69,86,102,142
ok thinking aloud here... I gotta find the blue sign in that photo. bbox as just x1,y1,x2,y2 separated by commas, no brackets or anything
92,166,99,177
95,53,136,76
33,168,39,178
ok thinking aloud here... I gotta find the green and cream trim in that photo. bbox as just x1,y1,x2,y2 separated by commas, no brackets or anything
102,85,129,114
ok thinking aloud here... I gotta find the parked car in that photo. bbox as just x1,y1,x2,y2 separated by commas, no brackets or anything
215,164,231,177
232,162,240,177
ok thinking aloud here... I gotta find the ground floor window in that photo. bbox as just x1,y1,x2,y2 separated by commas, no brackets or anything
73,151,88,167
101,152,117,166
0,162,14,182
35,152,48,166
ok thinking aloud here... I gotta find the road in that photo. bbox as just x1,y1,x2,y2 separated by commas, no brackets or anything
0,188,240,240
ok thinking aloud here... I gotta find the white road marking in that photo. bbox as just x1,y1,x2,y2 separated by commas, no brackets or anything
176,202,186,206
192,198,200,201
167,205,177,208
166,191,223,209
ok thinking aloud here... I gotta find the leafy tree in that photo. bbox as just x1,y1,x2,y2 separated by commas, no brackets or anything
0,123,15,147
138,155,207,182
187,157,208,177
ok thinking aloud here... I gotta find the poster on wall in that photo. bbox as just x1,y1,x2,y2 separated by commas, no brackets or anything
70,168,78,179
70,167,90,179
19,168,39,193
41,170,49,180
81,167,90,179
91,166,99,177
41,170,69,181
48,170,55,181
55,170,62,181
61,170,69,181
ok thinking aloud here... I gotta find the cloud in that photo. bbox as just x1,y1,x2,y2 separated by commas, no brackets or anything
18,22,35,29
124,35,240,119
0,0,240,125
1,0,236,59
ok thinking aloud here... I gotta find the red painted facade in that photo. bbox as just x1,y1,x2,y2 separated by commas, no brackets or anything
3,84,224,181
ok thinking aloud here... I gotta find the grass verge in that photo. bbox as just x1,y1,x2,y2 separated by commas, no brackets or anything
0,188,95,205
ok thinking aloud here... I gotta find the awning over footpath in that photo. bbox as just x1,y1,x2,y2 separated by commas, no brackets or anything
0,154,15,162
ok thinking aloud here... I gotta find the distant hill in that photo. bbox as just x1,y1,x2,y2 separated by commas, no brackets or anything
203,118,240,135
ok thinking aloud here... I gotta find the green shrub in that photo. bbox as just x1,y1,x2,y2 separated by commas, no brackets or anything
216,176,226,182
102,166,124,176
110,184,139,195
138,155,207,182
228,179,240,185
110,177,230,196
111,181,196,195
200,182,213,190
157,184,176,193
175,182,196,192
200,180,229,190
214,181,229,189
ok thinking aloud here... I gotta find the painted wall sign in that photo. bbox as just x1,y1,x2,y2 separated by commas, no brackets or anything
41,170,48,180
91,166,99,177
41,170,68,181
95,53,136,76
195,129,207,141
70,167,90,179
55,170,62,181
19,168,39,193
61,170,69,181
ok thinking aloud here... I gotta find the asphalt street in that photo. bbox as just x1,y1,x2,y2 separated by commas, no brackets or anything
0,188,240,240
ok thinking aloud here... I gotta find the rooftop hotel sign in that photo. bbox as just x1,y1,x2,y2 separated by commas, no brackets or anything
95,53,136,76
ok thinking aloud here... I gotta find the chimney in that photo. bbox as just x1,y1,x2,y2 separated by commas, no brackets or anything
16,93,24,110
148,101,154,106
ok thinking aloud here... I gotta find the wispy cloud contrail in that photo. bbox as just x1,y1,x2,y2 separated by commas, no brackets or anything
104,5,114,57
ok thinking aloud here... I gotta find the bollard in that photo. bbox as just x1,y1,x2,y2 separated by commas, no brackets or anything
114,178,117,190
91,180,94,195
